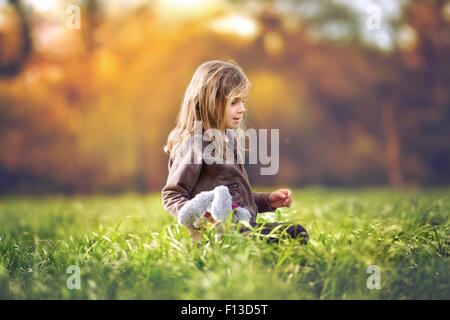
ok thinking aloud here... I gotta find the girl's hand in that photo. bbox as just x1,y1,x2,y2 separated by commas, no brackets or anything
268,189,292,208
186,225,202,245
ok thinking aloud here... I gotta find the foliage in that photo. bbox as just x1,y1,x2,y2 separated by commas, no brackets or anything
0,188,448,299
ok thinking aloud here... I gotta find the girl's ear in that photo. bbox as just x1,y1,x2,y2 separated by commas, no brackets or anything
195,101,200,113
195,101,201,119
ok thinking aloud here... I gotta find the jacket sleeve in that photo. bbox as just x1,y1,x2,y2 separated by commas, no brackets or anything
253,192,275,213
161,146,202,220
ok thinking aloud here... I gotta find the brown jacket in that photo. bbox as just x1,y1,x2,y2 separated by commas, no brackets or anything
161,134,274,224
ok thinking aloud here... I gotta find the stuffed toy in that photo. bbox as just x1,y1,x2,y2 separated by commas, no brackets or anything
178,185,252,228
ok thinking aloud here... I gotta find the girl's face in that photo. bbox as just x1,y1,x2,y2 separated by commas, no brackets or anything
224,96,246,129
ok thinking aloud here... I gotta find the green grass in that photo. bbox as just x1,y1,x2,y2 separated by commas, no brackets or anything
0,187,449,299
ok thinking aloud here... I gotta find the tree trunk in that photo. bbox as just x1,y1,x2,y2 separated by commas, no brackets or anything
381,102,404,188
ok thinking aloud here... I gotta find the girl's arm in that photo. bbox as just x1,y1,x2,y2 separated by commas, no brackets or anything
253,192,276,213
161,146,202,220
254,189,293,212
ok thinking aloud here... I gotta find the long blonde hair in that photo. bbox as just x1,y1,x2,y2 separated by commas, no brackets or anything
166,60,250,158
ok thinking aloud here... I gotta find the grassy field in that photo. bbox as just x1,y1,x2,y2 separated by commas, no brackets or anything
0,187,448,299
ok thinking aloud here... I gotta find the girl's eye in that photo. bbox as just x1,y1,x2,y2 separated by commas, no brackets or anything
231,99,245,105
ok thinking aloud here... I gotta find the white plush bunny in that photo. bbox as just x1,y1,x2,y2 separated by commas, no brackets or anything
178,185,252,228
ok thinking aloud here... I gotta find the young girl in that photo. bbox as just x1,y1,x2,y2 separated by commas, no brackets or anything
162,60,308,244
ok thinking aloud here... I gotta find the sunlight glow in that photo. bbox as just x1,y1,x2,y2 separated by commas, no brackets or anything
209,14,259,39
26,0,59,13
157,0,219,18
0,7,6,26
396,24,418,51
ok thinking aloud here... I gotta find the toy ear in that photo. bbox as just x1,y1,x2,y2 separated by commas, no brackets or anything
178,191,214,228
233,207,251,223
210,185,233,222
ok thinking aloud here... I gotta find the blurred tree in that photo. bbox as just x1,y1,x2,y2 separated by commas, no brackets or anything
0,0,449,193
382,0,450,186
0,0,31,76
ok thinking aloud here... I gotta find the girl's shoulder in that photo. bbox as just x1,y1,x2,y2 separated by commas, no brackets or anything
166,134,204,165
166,131,242,165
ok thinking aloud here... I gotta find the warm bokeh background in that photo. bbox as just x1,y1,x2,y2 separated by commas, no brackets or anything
0,0,449,194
